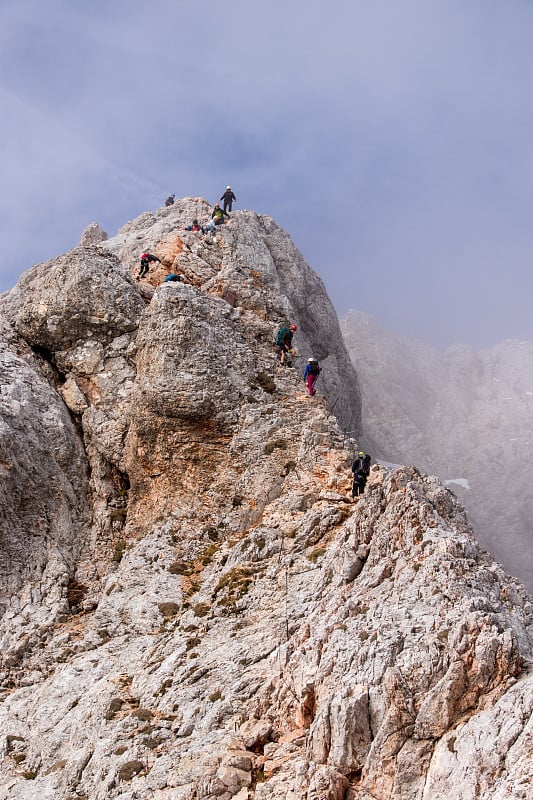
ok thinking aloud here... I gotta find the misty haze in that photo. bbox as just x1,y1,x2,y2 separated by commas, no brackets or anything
342,309,533,592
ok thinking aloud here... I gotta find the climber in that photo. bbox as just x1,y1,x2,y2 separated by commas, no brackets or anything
163,273,185,283
165,194,175,207
137,251,162,280
275,324,297,365
220,186,236,213
351,451,371,499
212,203,230,226
184,219,204,233
304,357,321,396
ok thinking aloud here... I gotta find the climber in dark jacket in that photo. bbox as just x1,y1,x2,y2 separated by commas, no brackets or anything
137,251,161,280
220,186,236,212
165,194,175,207
351,452,371,499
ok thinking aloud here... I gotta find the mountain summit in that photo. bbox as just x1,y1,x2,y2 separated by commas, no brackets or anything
0,201,531,799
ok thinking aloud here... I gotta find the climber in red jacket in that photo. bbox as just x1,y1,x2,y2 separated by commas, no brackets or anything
137,251,161,280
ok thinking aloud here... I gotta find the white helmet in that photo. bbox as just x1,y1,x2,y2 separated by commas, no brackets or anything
308,357,317,362
226,185,231,190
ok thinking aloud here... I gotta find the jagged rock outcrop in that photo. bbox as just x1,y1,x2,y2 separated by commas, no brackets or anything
79,222,109,246
0,201,530,800
340,309,533,592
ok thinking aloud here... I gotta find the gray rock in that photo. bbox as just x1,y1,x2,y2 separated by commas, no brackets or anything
79,222,109,246
0,200,529,800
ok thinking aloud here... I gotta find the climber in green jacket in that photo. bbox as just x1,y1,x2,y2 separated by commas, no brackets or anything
275,325,297,365
212,203,230,226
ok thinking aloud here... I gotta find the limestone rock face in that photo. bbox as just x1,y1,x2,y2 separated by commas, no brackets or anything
103,198,361,433
0,200,530,800
0,322,90,640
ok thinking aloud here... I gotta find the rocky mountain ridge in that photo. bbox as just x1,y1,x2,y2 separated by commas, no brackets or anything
0,200,531,800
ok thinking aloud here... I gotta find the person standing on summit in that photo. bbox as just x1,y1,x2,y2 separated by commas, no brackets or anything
220,186,236,213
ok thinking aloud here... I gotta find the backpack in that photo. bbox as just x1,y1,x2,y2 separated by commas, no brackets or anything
308,361,320,376
275,326,289,346
360,455,371,476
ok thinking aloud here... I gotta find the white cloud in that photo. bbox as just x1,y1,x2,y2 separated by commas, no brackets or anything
2,0,533,346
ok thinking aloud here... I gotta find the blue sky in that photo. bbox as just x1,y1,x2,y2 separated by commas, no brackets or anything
1,0,533,347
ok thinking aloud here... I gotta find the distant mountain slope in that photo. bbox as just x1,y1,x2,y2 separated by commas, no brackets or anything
341,309,533,592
